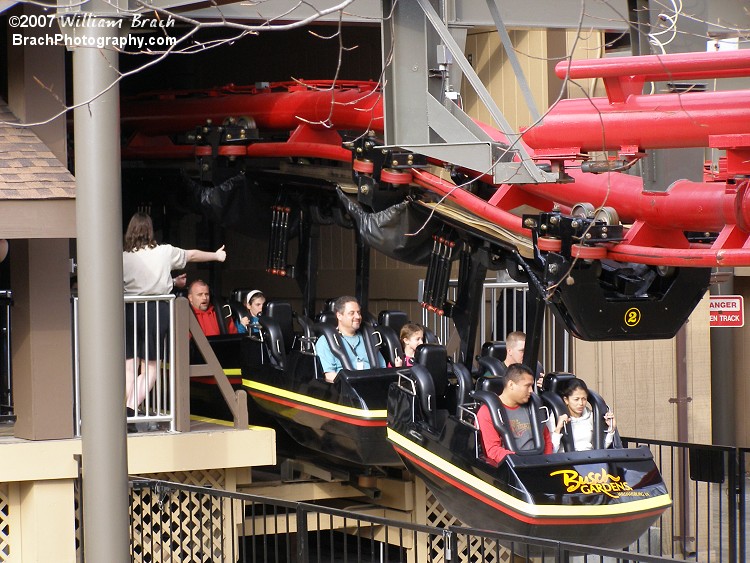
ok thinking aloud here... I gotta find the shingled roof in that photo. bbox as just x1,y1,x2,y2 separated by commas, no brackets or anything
0,99,75,200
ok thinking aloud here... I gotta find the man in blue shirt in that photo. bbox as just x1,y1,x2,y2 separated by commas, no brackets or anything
316,296,386,382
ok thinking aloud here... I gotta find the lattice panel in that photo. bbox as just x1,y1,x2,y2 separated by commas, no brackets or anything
142,469,227,489
74,479,82,563
424,488,507,563
0,483,9,562
130,470,230,563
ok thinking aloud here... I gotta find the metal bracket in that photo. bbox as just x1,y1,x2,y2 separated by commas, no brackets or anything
380,0,558,185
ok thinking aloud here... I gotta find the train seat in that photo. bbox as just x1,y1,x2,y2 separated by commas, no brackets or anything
409,364,445,432
451,362,474,411
480,341,506,362
229,288,253,304
373,324,401,366
320,300,375,325
313,323,354,371
313,323,386,369
414,343,448,400
477,355,507,378
541,372,616,450
258,315,288,368
471,390,547,457
263,301,295,353
215,297,235,335
474,374,505,394
378,310,408,334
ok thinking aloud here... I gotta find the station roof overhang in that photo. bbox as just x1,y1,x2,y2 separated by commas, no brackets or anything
144,0,632,31
0,99,76,239
3,1,750,35
0,0,632,31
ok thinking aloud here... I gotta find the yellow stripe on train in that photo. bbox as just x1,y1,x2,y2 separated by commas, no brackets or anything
243,379,387,419
387,428,672,519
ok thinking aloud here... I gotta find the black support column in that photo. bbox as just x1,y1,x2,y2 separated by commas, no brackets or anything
452,247,487,368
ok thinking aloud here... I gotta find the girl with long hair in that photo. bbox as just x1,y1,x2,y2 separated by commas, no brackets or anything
123,212,227,425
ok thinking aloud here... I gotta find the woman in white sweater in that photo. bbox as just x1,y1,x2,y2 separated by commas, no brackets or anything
549,378,616,452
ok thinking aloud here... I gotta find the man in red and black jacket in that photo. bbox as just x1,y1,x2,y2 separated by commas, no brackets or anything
477,363,553,463
187,279,237,336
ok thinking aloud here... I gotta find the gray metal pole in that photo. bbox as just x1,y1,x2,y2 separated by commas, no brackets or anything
72,20,130,563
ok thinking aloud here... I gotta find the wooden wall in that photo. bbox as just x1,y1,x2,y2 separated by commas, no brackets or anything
574,296,712,443
461,29,606,133
462,29,552,132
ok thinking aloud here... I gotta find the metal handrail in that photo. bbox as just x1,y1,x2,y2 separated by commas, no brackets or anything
0,290,12,420
127,476,688,562
73,294,177,435
622,435,744,562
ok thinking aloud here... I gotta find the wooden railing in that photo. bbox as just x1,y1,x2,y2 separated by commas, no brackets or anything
173,297,248,432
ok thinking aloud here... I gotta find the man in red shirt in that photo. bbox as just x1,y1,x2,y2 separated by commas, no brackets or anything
477,363,553,463
187,279,237,336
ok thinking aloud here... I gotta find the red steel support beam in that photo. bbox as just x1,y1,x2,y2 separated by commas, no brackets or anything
121,81,383,136
118,50,750,267
556,50,750,83
520,90,750,152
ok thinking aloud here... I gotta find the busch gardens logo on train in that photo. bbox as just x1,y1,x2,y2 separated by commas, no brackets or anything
549,468,647,499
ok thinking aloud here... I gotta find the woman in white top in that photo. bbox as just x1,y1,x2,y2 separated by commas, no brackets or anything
549,378,616,452
123,212,227,419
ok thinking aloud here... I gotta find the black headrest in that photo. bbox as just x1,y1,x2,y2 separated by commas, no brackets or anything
378,310,408,333
362,310,378,326
263,301,295,352
475,375,505,394
422,326,440,344
414,343,448,396
230,288,251,303
477,356,507,378
264,300,292,321
316,310,337,325
481,341,507,362
259,315,286,368
316,308,376,326
542,372,576,394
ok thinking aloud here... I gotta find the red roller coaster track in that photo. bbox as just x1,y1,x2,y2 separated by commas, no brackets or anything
121,52,750,268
